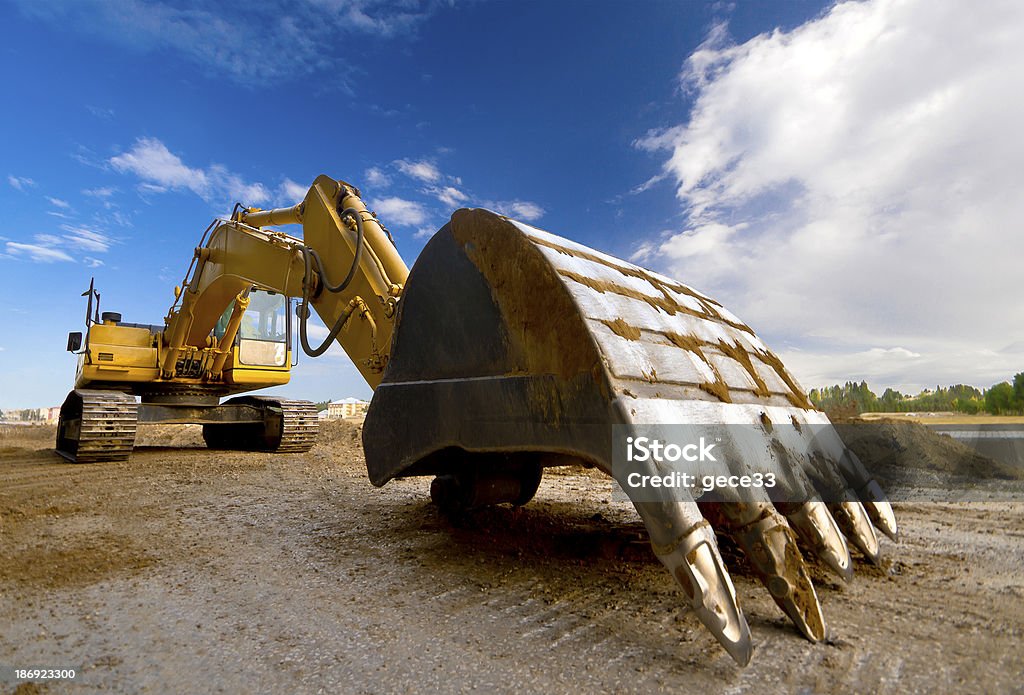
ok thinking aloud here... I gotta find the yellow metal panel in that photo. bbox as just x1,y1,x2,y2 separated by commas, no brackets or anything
86,343,159,369
76,363,161,388
89,324,155,348
223,367,291,388
223,347,291,387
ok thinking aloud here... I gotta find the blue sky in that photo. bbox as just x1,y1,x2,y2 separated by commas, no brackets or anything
2,0,1021,409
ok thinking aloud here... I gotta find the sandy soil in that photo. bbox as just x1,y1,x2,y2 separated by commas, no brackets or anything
1,421,1022,694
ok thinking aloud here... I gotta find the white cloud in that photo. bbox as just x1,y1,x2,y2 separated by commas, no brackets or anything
635,0,1024,391
106,211,132,227
487,200,545,221
395,159,441,183
304,321,329,342
431,185,468,207
35,233,62,246
86,105,114,120
3,223,116,265
866,347,921,359
364,167,391,188
83,187,116,198
370,197,427,227
110,137,269,204
46,196,71,209
5,241,74,263
361,157,545,227
210,166,269,204
60,225,114,253
777,344,1012,396
111,138,206,192
629,171,670,196
658,222,744,259
7,175,35,191
279,178,308,203
629,240,658,263
414,226,435,240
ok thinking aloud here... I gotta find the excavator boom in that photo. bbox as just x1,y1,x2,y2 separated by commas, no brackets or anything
161,175,408,385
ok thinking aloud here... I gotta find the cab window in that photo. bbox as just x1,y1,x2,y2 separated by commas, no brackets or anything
213,289,290,367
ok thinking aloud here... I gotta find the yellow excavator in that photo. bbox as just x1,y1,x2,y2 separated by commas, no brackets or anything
59,175,898,665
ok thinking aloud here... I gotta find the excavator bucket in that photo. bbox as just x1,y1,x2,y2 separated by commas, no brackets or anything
362,209,897,664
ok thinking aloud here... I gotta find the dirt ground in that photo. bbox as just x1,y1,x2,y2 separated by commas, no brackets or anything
1,421,1022,694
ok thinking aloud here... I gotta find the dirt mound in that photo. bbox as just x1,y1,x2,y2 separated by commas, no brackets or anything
314,417,363,443
0,424,56,451
135,418,366,455
835,418,1023,481
134,424,206,447
312,417,364,460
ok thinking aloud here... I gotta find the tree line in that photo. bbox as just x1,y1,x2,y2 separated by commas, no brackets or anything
808,373,1024,418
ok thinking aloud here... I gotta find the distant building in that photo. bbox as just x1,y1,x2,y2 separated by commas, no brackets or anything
1,407,59,424
327,398,369,419
39,406,61,424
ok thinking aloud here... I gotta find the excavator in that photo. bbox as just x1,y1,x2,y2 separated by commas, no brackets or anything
58,175,898,665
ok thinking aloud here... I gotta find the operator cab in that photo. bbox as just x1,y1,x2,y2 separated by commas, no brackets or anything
214,288,290,367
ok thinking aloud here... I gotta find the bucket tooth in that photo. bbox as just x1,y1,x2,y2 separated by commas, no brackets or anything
783,498,854,582
857,479,899,541
706,501,827,642
801,418,899,541
837,447,899,541
831,499,880,564
645,513,753,666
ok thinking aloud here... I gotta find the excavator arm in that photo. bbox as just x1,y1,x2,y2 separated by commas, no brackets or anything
161,175,408,386
57,175,407,465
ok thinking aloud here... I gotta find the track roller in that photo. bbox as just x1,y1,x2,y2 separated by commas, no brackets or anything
202,396,318,453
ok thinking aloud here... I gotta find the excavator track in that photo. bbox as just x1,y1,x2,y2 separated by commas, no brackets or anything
202,397,318,453
56,389,138,463
252,397,319,453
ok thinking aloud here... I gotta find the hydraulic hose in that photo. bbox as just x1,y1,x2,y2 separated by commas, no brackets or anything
297,207,365,357
299,299,359,357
